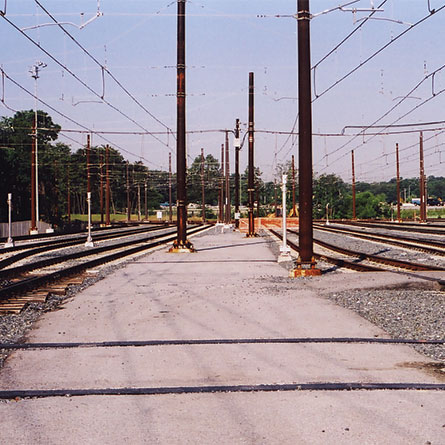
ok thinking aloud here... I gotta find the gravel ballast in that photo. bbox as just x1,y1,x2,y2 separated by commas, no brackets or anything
327,288,445,362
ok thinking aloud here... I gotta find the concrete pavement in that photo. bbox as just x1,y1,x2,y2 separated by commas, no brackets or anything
0,228,444,444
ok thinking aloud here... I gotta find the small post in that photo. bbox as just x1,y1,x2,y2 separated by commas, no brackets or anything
85,191,95,247
325,203,330,226
5,193,14,247
67,163,71,224
279,174,291,260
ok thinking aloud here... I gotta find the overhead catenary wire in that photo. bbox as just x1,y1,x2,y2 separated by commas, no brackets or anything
32,0,175,140
0,12,172,152
0,68,164,169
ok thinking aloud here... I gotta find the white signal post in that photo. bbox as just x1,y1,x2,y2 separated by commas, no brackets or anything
279,174,291,259
85,192,95,247
5,193,14,248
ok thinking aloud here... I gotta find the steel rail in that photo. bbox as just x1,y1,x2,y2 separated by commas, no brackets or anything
0,225,208,302
270,229,383,272
1,382,444,400
0,225,167,269
287,229,445,272
1,337,443,351
335,220,445,235
314,223,445,256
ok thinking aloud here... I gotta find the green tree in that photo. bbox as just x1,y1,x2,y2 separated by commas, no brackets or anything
313,174,349,219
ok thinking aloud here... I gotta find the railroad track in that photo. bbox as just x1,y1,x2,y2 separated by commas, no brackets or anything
270,229,382,272
271,229,445,272
334,220,445,236
0,224,167,265
0,224,209,313
313,223,445,257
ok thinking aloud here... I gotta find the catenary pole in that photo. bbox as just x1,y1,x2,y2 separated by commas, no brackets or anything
291,0,320,276
247,72,256,237
225,131,231,224
234,118,240,229
201,148,206,223
352,149,356,220
105,144,110,226
171,0,193,251
396,143,401,222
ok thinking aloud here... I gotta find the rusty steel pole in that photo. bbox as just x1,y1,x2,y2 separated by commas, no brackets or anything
126,161,131,222
168,154,173,223
352,149,356,220
247,72,256,237
30,122,37,234
225,131,231,224
105,145,110,226
234,118,240,229
201,148,206,223
67,163,71,224
99,149,104,225
291,154,296,217
396,143,401,222
291,0,320,275
219,143,224,223
274,179,278,217
144,177,148,221
419,132,426,223
171,0,193,250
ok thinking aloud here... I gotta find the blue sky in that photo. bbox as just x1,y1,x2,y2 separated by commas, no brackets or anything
1,0,444,183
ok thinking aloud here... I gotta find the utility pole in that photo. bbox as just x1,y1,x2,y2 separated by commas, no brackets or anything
201,148,206,223
170,0,193,251
168,153,173,223
225,130,231,225
396,143,401,222
137,183,141,222
144,175,148,221
105,144,110,226
352,149,356,220
99,148,104,225
291,0,320,276
274,179,278,217
234,118,241,229
419,132,427,223
30,61,46,226
291,154,297,217
86,134,91,194
247,72,256,237
219,143,224,224
126,161,131,222
67,163,71,224
30,122,37,234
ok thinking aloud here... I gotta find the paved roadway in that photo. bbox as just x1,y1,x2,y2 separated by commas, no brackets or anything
0,227,444,444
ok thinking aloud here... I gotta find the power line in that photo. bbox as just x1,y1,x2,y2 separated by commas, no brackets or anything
0,68,164,169
32,0,175,140
0,12,172,152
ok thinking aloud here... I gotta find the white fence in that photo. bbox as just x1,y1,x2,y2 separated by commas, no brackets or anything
0,220,52,238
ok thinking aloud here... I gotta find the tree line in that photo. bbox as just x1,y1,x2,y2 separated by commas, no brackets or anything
1,110,444,225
